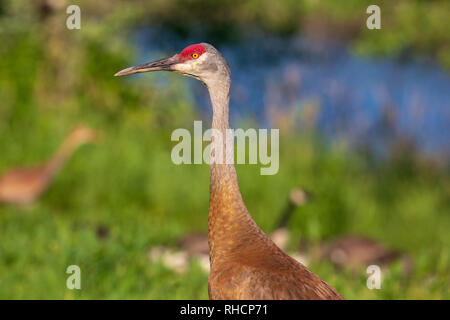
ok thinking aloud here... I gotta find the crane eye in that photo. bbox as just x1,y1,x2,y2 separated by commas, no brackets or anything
192,53,199,59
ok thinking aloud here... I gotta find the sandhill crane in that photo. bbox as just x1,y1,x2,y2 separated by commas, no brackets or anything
0,126,98,206
310,235,412,275
115,43,343,300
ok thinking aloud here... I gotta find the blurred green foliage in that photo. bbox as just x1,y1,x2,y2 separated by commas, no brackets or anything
58,0,450,68
0,0,449,299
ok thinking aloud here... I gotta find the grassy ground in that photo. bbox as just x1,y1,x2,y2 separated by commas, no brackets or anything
0,1,449,299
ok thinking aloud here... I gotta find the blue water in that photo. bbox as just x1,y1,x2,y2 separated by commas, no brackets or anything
133,27,450,159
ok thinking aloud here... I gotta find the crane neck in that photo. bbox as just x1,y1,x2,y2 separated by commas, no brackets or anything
44,136,81,175
209,79,230,131
207,76,261,265
207,78,237,192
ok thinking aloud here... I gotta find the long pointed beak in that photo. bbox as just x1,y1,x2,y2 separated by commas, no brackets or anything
114,54,180,77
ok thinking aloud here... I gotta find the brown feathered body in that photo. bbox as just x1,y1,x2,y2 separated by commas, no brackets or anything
208,164,343,299
0,165,54,205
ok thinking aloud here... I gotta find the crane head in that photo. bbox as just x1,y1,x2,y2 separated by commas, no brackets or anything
114,43,230,85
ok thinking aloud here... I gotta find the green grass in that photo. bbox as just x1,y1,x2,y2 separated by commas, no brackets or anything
0,3,449,299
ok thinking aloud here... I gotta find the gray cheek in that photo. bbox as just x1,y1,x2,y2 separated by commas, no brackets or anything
201,61,219,73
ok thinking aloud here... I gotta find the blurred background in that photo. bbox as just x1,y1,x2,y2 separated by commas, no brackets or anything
0,0,449,299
